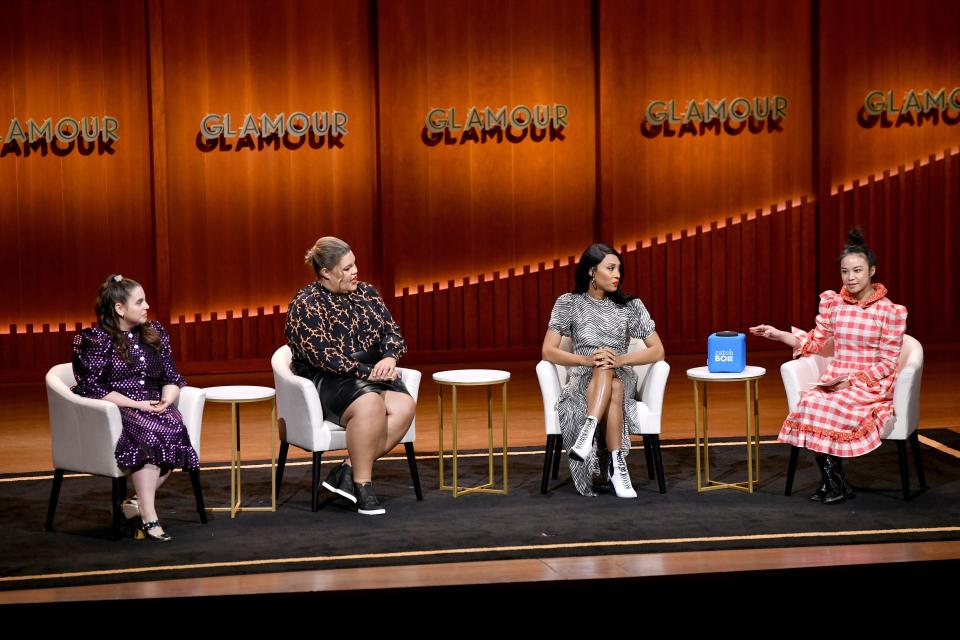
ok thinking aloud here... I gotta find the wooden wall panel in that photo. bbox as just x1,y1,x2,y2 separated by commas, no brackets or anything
377,0,595,292
0,0,155,328
600,0,814,248
819,0,960,189
157,0,379,319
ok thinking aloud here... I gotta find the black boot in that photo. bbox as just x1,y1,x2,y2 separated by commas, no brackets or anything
810,454,829,502
821,455,848,505
833,455,855,499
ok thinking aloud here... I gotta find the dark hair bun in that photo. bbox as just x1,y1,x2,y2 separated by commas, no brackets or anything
847,228,865,246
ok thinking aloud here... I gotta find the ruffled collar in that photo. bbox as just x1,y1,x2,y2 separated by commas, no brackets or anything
840,282,887,308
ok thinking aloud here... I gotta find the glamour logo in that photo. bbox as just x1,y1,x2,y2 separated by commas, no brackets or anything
422,104,568,146
642,96,787,139
1,116,119,144
199,111,348,140
859,88,960,129
645,96,787,125
863,88,960,116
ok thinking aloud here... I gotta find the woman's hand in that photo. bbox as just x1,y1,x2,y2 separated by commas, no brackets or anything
133,400,165,413
592,348,620,369
749,324,783,341
369,357,399,381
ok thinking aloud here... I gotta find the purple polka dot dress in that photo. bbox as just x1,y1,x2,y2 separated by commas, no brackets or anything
71,322,199,470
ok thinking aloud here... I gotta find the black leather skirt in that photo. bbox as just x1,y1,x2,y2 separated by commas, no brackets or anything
291,360,410,426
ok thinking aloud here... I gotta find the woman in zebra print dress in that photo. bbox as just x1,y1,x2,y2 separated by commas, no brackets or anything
542,244,665,497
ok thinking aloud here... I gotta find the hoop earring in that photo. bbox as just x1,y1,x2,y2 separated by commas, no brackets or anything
590,277,597,289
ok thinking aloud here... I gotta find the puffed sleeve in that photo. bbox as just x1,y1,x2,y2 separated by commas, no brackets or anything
791,290,838,358
285,287,373,380
71,329,112,399
366,285,407,361
851,302,907,391
627,298,656,340
547,294,573,337
154,322,186,388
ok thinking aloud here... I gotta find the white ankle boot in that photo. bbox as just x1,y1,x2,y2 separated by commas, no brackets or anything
610,450,637,498
568,417,598,462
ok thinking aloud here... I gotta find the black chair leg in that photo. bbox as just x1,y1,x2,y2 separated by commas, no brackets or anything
896,440,911,500
649,434,666,494
551,434,562,479
909,431,928,489
44,469,65,532
404,442,424,501
276,440,290,501
785,446,800,496
111,476,126,540
311,451,323,512
189,469,207,523
643,435,655,479
541,435,557,494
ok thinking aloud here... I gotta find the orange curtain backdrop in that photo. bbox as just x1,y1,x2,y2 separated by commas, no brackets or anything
600,0,814,247
377,0,596,293
157,0,379,319
819,0,960,190
0,0,155,328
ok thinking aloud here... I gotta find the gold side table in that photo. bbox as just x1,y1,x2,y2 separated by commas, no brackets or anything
433,369,510,497
686,366,766,493
203,385,277,517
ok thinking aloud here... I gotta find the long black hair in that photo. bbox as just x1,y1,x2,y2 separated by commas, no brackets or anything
572,243,635,306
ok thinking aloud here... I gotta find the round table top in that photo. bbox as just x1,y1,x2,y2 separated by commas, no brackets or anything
203,385,276,402
686,366,766,381
432,369,511,385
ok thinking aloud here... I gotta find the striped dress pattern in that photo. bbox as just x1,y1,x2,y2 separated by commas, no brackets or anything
548,293,656,496
778,284,908,457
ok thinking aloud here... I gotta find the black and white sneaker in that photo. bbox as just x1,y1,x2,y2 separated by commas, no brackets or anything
354,482,386,515
322,462,357,504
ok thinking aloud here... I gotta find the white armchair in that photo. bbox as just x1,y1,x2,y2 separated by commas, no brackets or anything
780,334,926,500
536,337,671,494
44,363,207,539
271,345,423,511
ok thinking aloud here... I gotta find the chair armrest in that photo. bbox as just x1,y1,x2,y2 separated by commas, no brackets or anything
636,360,670,415
398,367,422,402
536,360,562,436
780,357,823,412
397,367,421,443
175,386,206,455
46,385,123,476
890,362,923,439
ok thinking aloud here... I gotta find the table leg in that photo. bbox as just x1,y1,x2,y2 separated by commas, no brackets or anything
437,387,445,490
452,385,459,497
502,382,509,494
270,398,277,512
745,380,754,493
753,379,761,485
231,402,240,518
487,385,494,488
702,382,711,484
693,381,702,491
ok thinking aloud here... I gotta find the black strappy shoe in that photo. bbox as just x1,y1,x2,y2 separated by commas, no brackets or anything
136,519,172,542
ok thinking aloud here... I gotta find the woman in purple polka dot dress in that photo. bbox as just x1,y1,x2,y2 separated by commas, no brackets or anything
72,275,198,541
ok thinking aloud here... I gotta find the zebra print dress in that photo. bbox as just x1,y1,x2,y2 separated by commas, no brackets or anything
548,293,656,496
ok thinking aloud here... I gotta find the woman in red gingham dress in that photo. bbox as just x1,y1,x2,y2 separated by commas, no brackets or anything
751,229,907,505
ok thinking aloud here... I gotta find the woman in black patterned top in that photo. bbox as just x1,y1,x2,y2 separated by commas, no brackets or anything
542,244,665,498
285,237,416,515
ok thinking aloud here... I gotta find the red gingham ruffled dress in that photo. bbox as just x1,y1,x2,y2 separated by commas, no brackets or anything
777,284,908,458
